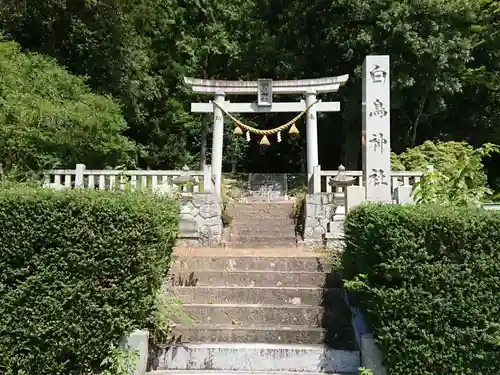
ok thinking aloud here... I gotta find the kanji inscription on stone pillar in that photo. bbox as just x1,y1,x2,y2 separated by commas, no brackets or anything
362,55,392,202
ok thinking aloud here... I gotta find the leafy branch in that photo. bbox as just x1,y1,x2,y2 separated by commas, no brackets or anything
410,142,500,207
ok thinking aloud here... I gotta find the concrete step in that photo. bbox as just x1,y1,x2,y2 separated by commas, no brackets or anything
226,233,297,240
229,202,295,210
150,343,360,373
230,218,295,224
228,205,295,219
150,372,356,375
228,229,297,237
230,218,296,226
224,240,298,249
229,214,294,222
176,303,347,326
168,270,340,287
230,211,295,216
172,323,356,347
229,218,295,225
171,255,331,272
227,232,297,239
229,204,294,210
171,286,341,306
172,247,329,257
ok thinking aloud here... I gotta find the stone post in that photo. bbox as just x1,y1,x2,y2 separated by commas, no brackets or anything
120,329,149,375
75,163,86,188
211,92,225,196
394,186,414,204
361,334,388,375
202,164,213,193
362,55,391,202
305,90,319,179
345,185,366,212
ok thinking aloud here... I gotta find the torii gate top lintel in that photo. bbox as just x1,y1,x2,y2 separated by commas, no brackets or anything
183,74,349,95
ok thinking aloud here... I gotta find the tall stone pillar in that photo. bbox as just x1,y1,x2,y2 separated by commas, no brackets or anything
362,55,392,202
211,92,225,196
305,90,319,178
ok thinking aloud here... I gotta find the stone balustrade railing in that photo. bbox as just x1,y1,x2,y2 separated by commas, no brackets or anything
43,164,216,194
43,164,222,246
311,165,424,195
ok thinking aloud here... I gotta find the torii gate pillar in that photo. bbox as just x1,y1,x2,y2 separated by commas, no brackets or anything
212,92,225,194
305,90,319,177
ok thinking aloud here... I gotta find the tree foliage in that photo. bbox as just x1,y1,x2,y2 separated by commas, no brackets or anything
391,141,499,206
400,140,486,177
1,0,500,180
0,37,135,173
0,0,253,169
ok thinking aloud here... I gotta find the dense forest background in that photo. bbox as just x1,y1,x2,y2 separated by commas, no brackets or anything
1,0,500,177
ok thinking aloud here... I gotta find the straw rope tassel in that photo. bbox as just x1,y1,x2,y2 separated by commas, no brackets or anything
289,123,299,135
213,100,319,136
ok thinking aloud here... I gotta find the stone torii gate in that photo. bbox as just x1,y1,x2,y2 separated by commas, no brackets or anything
184,75,349,193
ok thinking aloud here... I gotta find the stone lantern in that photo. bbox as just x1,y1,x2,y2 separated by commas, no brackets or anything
328,164,356,234
329,164,356,190
172,165,200,201
172,165,198,191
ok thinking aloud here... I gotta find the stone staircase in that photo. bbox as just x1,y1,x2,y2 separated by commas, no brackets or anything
224,201,298,248
148,248,360,374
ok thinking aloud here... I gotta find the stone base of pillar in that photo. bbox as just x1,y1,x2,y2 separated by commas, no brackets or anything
177,193,223,247
302,193,335,247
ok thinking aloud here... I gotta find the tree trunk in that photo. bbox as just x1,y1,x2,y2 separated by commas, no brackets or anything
407,84,431,147
200,119,207,169
342,122,360,169
300,149,306,174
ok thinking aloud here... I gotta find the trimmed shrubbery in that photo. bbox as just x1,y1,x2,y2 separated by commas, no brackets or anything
343,203,500,375
0,185,179,375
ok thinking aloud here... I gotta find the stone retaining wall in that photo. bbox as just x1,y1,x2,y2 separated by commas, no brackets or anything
178,193,223,247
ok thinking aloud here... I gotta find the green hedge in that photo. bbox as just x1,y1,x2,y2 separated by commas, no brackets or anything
0,185,179,375
343,203,500,375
